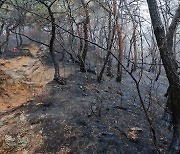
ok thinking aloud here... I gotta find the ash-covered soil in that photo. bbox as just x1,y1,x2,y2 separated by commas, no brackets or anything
0,45,172,154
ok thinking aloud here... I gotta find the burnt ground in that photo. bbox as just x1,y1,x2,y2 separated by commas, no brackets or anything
0,47,172,154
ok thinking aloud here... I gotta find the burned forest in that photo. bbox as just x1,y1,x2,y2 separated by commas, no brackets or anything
0,0,180,153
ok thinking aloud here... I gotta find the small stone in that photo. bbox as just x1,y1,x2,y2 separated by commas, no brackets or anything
20,114,27,123
17,136,28,148
4,135,17,149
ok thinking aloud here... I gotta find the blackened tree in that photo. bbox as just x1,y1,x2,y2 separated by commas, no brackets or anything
147,0,180,153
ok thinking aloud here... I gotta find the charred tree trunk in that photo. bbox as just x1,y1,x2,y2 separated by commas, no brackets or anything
79,0,89,72
0,22,5,54
127,37,133,68
124,1,137,72
116,21,123,82
131,27,137,72
0,22,4,35
107,56,113,76
38,1,65,83
77,24,83,62
113,0,123,82
0,0,6,53
97,13,115,82
18,26,23,47
47,6,61,81
106,13,113,77
3,24,10,52
1,20,20,53
97,32,115,82
155,58,162,81
15,28,19,47
147,0,180,153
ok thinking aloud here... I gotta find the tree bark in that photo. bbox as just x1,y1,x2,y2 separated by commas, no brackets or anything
113,0,123,82
132,27,137,72
40,1,61,81
106,12,113,77
48,7,60,81
146,0,180,153
79,0,89,72
97,13,116,82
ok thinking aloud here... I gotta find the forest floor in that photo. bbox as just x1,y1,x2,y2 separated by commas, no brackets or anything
0,44,172,154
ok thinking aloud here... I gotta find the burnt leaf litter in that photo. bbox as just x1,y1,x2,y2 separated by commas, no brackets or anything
0,49,172,154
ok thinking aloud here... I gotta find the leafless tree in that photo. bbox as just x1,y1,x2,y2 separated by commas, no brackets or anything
147,0,180,152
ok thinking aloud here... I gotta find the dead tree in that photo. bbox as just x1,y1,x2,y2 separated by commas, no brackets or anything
147,0,180,153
